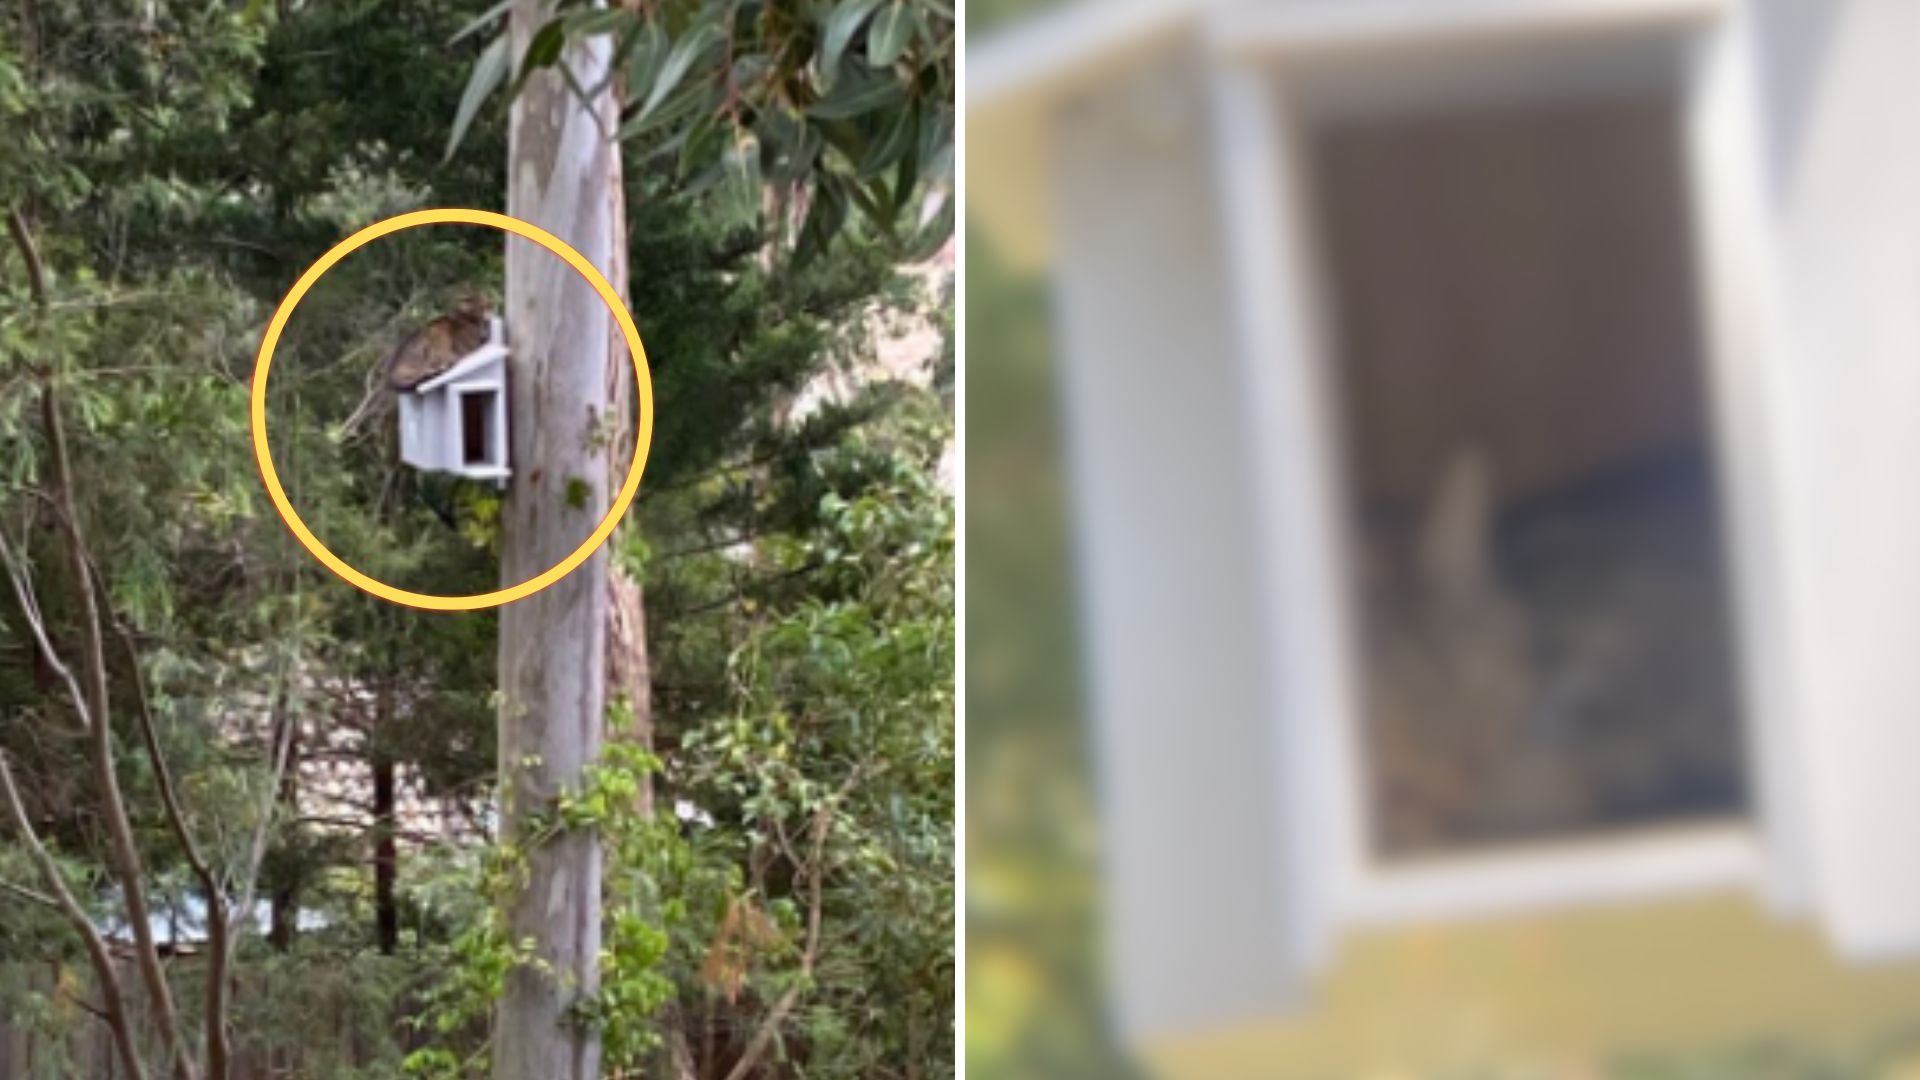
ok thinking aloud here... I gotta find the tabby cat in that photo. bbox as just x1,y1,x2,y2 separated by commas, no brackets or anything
1359,446,1746,856
386,290,493,391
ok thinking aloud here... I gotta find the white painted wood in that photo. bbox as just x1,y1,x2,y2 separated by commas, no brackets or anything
1747,0,1920,959
398,394,433,471
1209,0,1724,62
1047,50,1303,1040
1261,24,1692,123
397,317,511,480
496,0,621,1074
1019,0,1920,1039
1678,0,1811,915
968,0,1208,107
1203,0,1808,942
969,0,1724,108
1346,825,1762,926
447,383,510,480
1204,60,1356,980
412,344,504,394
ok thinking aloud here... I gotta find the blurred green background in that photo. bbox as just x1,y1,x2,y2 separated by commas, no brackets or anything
965,227,1145,1078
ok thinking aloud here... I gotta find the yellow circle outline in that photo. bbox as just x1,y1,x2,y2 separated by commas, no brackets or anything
250,208,654,612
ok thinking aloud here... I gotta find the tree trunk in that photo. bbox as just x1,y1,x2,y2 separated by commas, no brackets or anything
266,703,299,945
268,707,301,953
495,2,625,1076
600,18,654,832
607,563,651,814
371,739,398,956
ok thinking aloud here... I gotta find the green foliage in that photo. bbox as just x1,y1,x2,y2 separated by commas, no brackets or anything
447,0,954,263
0,0,950,1076
406,734,695,1076
408,399,954,1076
1611,1028,1920,1080
964,232,1143,1078
669,414,955,1077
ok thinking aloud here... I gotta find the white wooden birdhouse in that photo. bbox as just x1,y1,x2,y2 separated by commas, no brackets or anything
974,0,1920,1050
397,316,509,483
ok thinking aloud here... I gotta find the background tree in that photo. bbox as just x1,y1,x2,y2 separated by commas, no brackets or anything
0,1,952,1077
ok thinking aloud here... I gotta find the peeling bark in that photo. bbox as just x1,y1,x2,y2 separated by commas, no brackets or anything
495,2,626,1076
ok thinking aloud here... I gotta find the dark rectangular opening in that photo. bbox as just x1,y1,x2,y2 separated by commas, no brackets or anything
1309,88,1750,858
461,389,495,466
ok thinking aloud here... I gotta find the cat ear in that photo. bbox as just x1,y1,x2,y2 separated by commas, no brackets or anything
1416,447,1497,599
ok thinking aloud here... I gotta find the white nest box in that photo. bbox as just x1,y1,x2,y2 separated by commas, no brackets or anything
397,316,509,483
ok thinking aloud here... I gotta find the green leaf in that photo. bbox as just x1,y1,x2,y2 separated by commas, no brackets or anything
619,83,708,143
627,23,723,133
730,53,772,93
845,175,888,229
718,134,763,220
509,18,569,97
890,121,920,214
449,0,513,46
624,17,669,93
758,107,823,184
858,104,917,179
805,70,900,120
678,115,729,177
564,7,631,37
818,0,886,82
445,33,511,162
918,111,953,183
796,175,849,263
899,194,951,261
867,0,915,68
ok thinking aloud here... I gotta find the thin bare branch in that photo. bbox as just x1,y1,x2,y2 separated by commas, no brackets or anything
720,763,873,1080
97,574,232,1080
0,532,93,738
0,289,194,317
0,751,148,1080
227,679,296,947
59,986,113,1023
33,367,196,1079
5,206,48,306
0,875,59,910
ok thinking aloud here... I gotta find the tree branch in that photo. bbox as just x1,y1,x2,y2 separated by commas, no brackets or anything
100,581,231,1080
60,986,113,1024
0,751,148,1080
0,531,94,739
5,207,48,306
228,675,296,951
5,203,199,1076
657,558,826,620
720,764,871,1080
37,375,198,1080
656,526,774,563
0,213,165,1074
0,875,59,911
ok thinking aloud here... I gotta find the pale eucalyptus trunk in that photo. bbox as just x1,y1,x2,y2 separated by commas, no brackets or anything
496,2,625,1076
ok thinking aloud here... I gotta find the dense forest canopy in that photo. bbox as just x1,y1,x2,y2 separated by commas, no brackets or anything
0,1,952,1077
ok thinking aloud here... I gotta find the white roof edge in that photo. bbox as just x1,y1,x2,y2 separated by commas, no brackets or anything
416,341,507,394
968,0,1727,107
1210,0,1726,59
968,0,1211,108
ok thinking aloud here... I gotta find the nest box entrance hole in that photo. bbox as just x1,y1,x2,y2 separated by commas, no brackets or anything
461,388,497,466
1307,83,1751,859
